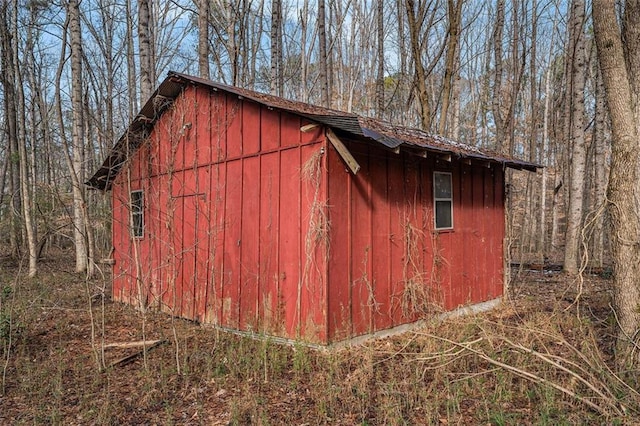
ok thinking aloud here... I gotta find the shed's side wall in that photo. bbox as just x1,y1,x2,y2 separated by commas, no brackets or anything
326,141,505,342
111,85,329,343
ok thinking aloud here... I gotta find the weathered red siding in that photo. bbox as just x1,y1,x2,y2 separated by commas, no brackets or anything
325,142,504,341
111,84,505,344
112,85,330,342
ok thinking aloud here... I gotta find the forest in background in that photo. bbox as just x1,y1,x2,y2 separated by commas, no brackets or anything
5,3,640,420
7,0,640,365
0,0,610,278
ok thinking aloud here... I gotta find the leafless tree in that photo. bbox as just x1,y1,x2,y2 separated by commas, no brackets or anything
270,0,283,96
592,0,640,367
198,0,210,79
563,0,588,274
318,0,330,107
138,0,154,101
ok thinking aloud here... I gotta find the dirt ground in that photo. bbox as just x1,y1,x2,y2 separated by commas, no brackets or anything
0,254,635,425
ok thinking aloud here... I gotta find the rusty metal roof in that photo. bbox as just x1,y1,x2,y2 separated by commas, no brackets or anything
87,71,538,190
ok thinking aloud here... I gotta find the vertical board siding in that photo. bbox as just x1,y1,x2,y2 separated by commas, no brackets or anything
146,159,160,309
323,145,505,342
460,165,473,307
370,153,392,331
493,168,506,299
182,86,198,170
223,159,242,328
387,155,406,327
157,174,171,313
350,145,372,336
181,196,197,319
112,87,330,340
170,171,185,317
260,107,280,151
226,97,242,158
111,86,506,344
195,86,212,167
111,176,126,303
242,101,261,156
138,154,153,310
208,162,225,325
279,147,301,337
240,155,260,330
472,165,486,304
300,144,328,342
259,152,280,334
401,157,422,324
212,91,228,162
280,113,300,148
449,163,465,309
327,146,351,341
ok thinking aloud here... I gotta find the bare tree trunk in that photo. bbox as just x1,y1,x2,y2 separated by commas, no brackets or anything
0,148,8,211
591,68,607,267
246,0,264,87
126,0,138,115
480,20,492,146
69,0,93,274
326,0,335,108
227,2,239,86
525,0,539,252
491,0,505,150
622,0,640,126
103,0,116,146
396,0,409,126
622,0,640,265
540,10,558,254
0,1,19,258
405,0,438,131
300,0,309,102
318,0,330,107
14,2,37,276
139,0,153,101
528,0,538,164
375,0,384,119
270,0,282,95
592,0,640,367
198,0,210,79
507,0,525,156
450,46,461,141
0,1,35,270
405,0,447,131
438,0,463,136
551,159,564,250
563,0,587,274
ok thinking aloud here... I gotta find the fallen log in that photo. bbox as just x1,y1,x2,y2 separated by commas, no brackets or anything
103,339,163,349
108,340,167,368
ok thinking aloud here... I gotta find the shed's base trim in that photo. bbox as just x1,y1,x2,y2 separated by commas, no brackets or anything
437,297,503,321
200,297,503,350
329,297,503,349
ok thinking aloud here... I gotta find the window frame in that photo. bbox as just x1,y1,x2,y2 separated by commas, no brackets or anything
433,171,454,230
130,190,144,238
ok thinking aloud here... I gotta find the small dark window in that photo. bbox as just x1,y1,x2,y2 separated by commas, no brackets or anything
131,190,144,238
434,172,453,230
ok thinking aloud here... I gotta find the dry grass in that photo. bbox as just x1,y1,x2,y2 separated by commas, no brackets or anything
0,252,638,424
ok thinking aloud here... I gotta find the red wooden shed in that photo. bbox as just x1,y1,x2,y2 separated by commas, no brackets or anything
88,72,537,344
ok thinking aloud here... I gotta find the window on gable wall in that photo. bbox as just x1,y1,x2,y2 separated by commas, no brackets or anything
131,190,144,238
434,172,453,230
